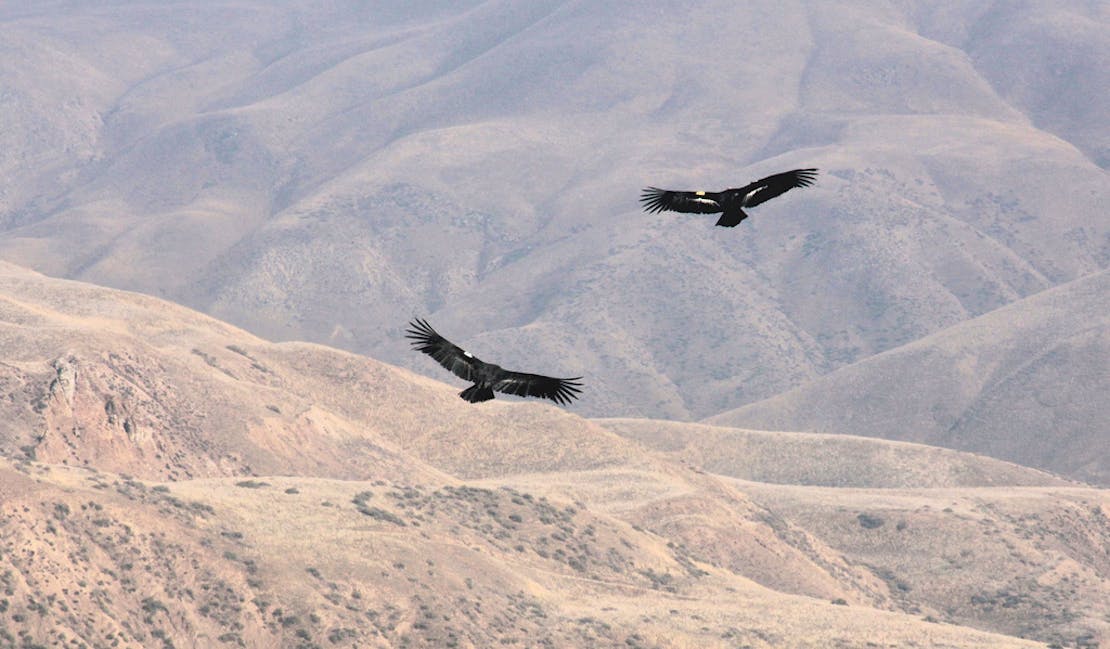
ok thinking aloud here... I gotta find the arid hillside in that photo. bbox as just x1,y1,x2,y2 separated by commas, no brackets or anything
1,263,1107,647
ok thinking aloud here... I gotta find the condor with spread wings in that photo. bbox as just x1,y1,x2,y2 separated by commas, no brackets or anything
406,318,583,405
640,168,817,227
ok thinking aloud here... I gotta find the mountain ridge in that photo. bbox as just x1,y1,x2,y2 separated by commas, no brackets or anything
709,268,1110,485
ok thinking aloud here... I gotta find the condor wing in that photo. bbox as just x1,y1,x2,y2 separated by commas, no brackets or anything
729,168,818,207
406,318,482,382
640,187,721,214
491,370,583,405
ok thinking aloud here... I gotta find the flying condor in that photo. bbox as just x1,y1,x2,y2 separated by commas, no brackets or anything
405,318,583,405
640,168,818,227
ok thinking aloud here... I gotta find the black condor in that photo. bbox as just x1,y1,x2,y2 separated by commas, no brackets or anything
406,319,583,405
641,168,818,227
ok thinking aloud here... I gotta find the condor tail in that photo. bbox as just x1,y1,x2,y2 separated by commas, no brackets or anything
459,384,495,403
715,208,749,227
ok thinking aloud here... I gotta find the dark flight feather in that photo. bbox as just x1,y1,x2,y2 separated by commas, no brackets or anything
405,319,583,405
639,188,721,214
733,168,818,207
405,318,479,382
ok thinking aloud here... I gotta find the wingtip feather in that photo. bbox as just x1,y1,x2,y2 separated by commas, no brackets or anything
640,187,670,214
794,168,819,187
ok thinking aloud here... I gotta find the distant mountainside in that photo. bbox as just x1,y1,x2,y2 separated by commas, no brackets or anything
0,261,1106,647
709,269,1110,485
1,1,1107,421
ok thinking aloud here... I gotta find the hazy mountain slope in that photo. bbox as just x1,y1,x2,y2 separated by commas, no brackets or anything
908,2,1110,167
1,460,1050,649
597,418,1069,488
709,269,1110,485
1,1,1107,420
